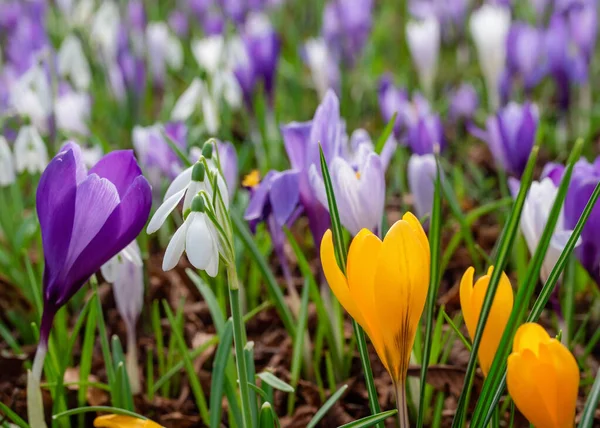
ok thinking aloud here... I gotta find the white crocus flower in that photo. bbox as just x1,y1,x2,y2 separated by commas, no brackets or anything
521,178,579,282
54,91,91,135
406,16,440,98
470,4,510,110
407,154,437,221
304,38,339,99
171,78,220,134
192,35,225,75
309,146,385,236
14,126,48,174
57,35,91,90
90,1,120,61
0,137,16,186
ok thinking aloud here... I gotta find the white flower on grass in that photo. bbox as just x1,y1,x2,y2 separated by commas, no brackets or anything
470,4,511,110
14,126,48,174
162,196,221,275
309,145,385,236
520,178,580,283
10,64,53,134
57,34,91,91
0,137,16,187
406,16,440,98
304,38,340,99
146,22,184,81
54,91,91,136
192,35,226,75
90,1,121,61
171,78,220,134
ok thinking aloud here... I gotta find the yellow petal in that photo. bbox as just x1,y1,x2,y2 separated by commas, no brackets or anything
320,229,366,327
466,267,513,376
373,219,430,382
544,340,579,427
512,322,549,355
402,212,430,262
346,228,387,369
94,415,163,428
507,351,557,428
459,267,475,340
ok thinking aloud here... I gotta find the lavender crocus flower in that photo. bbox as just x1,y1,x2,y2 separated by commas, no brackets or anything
470,102,538,177
564,158,600,284
31,142,151,411
406,112,445,155
378,75,410,139
322,0,373,65
408,153,437,222
410,0,469,39
541,162,565,186
169,10,189,37
449,83,479,121
216,141,239,193
133,122,187,181
309,144,385,236
505,23,545,93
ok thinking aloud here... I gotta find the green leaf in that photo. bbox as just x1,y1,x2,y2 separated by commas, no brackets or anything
257,372,294,393
53,406,148,421
452,144,540,427
258,402,280,428
579,367,600,427
418,155,443,427
187,269,226,335
338,410,399,428
375,112,397,154
307,384,348,428
0,401,28,428
163,128,193,168
209,319,234,428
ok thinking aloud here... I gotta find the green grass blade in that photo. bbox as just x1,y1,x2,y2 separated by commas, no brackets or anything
0,401,28,428
375,113,397,154
451,145,539,427
53,406,148,421
319,145,382,425
111,336,134,411
230,212,296,338
417,155,443,427
151,300,167,397
306,384,349,428
245,342,258,427
163,301,210,425
209,319,234,428
257,372,294,393
339,410,399,428
187,269,226,335
579,367,600,427
258,402,280,428
78,299,97,425
91,278,116,390
287,279,311,415
472,139,584,426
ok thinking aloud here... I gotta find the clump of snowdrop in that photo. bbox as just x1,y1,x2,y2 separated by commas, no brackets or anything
147,140,235,278
13,125,48,174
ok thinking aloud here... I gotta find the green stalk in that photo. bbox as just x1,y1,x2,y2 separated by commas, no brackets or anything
228,267,253,428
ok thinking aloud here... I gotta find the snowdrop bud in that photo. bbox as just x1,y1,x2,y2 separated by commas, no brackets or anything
192,162,206,182
406,16,440,98
202,141,213,159
191,194,206,213
14,126,48,173
470,4,511,110
0,137,15,187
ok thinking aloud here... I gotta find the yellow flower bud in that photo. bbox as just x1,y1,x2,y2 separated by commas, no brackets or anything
320,212,430,384
507,323,579,428
94,415,163,428
459,266,514,376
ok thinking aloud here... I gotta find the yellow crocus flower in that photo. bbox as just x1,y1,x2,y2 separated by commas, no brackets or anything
320,212,430,426
507,323,579,428
460,266,514,376
94,415,163,428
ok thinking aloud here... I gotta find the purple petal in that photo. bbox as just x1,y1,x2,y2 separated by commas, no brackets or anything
90,150,145,197
269,170,300,227
281,121,311,170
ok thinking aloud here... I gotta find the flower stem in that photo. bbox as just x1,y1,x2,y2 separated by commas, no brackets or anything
228,266,253,428
395,381,410,428
28,343,48,428
352,321,383,427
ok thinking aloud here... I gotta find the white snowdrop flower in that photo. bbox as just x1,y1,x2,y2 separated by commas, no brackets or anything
100,240,144,394
407,154,437,221
0,137,16,187
146,22,183,83
192,35,226,75
80,145,103,168
57,35,91,91
212,71,243,109
57,0,95,26
90,1,121,61
171,78,220,133
520,178,579,283
54,91,91,136
10,65,53,134
147,157,229,234
162,196,221,275
470,4,511,110
304,38,339,99
309,147,385,236
14,126,48,174
406,16,440,98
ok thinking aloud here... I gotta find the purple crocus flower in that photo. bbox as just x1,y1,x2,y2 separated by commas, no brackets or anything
565,0,597,63
5,14,48,75
449,83,479,121
378,75,410,139
505,23,545,92
33,142,151,381
322,0,373,65
470,102,539,177
408,153,437,223
407,112,445,155
410,0,469,40
541,162,566,186
564,158,600,284
217,141,239,193
169,10,189,37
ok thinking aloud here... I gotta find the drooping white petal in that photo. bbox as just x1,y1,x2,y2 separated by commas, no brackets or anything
57,35,92,90
212,71,242,109
121,240,143,266
185,213,216,271
166,32,184,70
192,35,225,75
90,1,121,61
162,219,190,271
147,187,187,234
183,180,203,212
100,255,119,283
202,95,219,134
14,126,48,174
171,78,204,121
0,137,16,187
165,165,193,200
54,91,91,135
10,65,53,134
